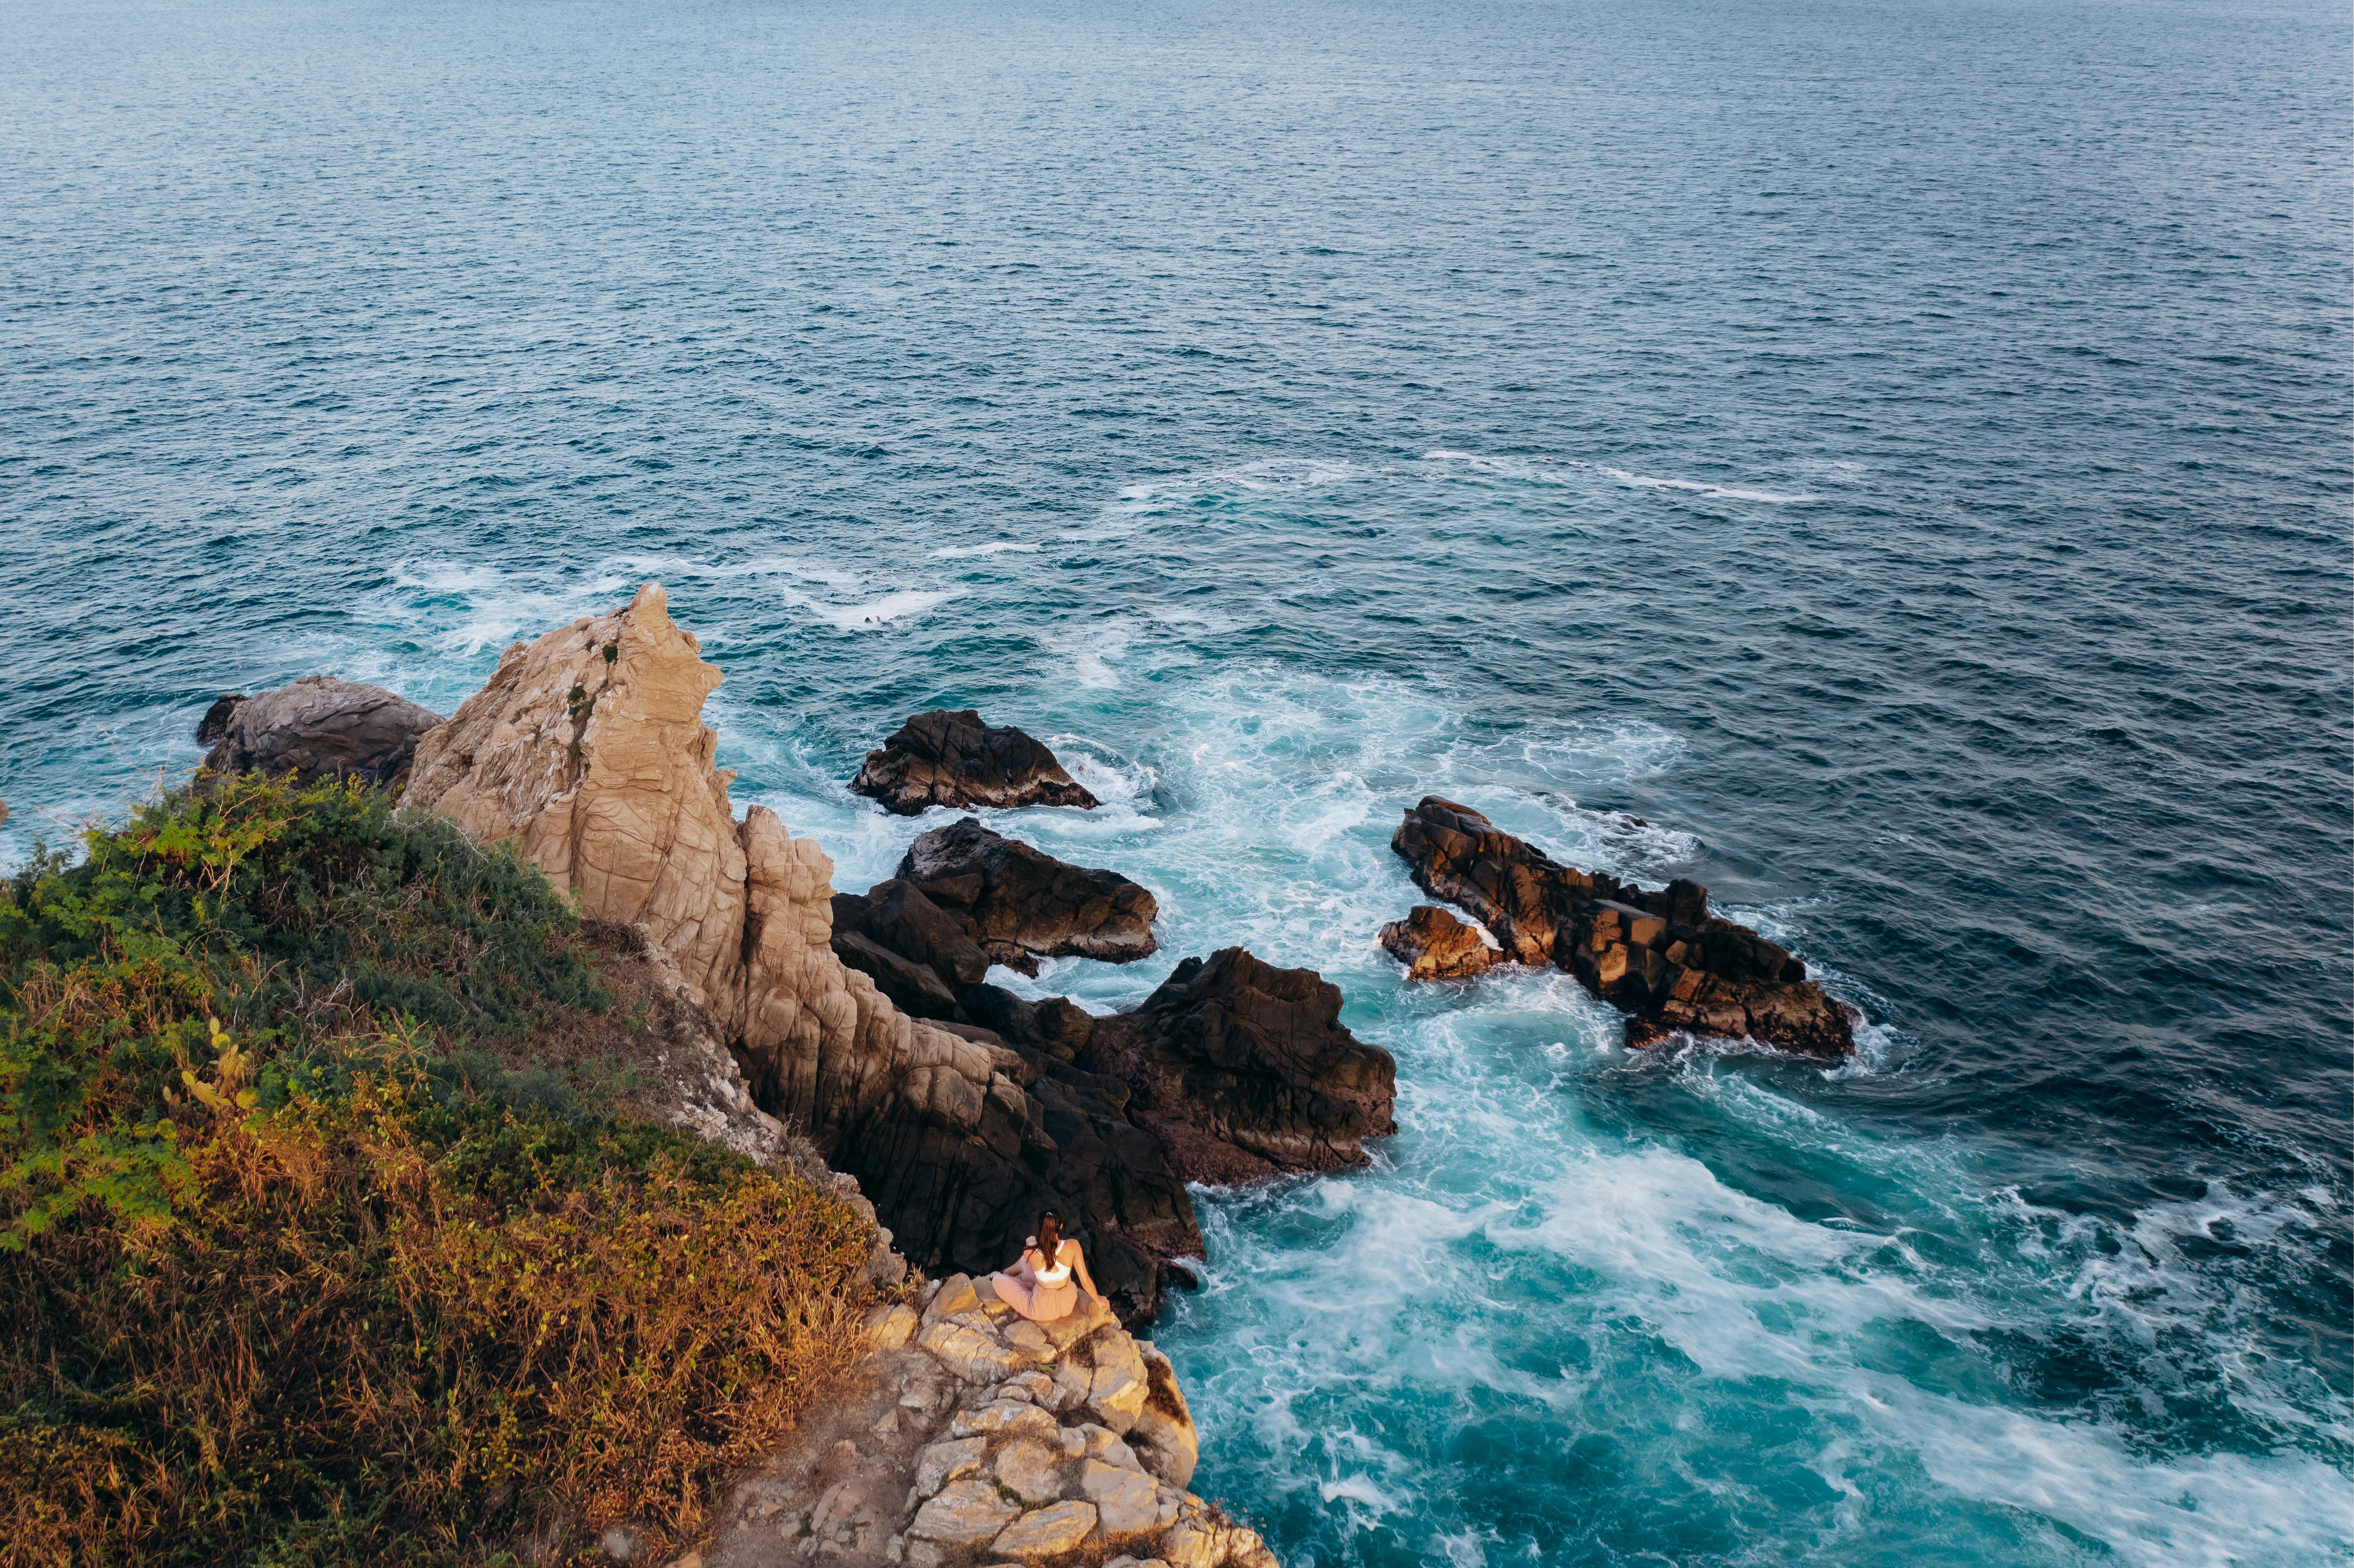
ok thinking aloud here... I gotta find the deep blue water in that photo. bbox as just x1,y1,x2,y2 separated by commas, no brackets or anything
4,0,2349,1562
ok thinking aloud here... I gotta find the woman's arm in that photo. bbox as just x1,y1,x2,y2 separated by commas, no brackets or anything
1069,1242,1099,1300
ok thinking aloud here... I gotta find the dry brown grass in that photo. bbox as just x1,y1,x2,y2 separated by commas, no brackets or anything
0,778,883,1566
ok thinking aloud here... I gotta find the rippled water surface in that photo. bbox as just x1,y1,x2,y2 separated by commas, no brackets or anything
4,0,2349,1562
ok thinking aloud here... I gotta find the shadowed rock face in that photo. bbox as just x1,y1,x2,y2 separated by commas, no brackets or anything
899,816,1158,968
1081,948,1399,1185
851,709,1099,816
197,677,442,788
1390,796,1856,1058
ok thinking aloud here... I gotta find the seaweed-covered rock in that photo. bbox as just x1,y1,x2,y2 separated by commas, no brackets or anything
198,677,442,789
1390,796,1856,1057
851,709,1099,815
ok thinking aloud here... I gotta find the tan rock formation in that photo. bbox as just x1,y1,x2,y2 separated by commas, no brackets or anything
405,585,749,1010
403,584,997,1153
703,1275,1275,1568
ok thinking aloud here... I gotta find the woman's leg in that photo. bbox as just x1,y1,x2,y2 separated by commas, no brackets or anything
989,1270,1042,1318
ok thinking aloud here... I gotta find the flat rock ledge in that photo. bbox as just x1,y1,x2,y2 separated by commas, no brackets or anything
695,1276,1276,1568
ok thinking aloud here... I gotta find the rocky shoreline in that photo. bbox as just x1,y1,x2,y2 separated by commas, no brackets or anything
179,583,1862,1564
189,584,1365,1567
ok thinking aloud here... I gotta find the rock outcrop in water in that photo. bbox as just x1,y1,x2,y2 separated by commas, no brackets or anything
1390,796,1856,1057
197,677,442,788
1081,948,1399,1185
900,815,1158,970
851,709,1100,815
1377,904,1502,981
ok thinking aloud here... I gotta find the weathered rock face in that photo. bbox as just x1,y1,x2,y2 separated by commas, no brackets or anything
833,865,1396,1281
1390,796,1857,1057
851,709,1099,816
1083,948,1400,1185
899,816,1159,969
1378,904,1501,981
702,1279,1275,1568
404,586,750,1010
197,677,442,789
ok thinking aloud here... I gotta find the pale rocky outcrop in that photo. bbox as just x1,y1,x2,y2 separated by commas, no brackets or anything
405,588,750,1009
402,585,992,1154
698,1275,1275,1568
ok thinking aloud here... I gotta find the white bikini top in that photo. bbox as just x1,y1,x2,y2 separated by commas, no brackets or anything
1032,1241,1074,1286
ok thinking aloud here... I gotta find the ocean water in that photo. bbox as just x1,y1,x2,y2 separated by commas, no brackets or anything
3,0,2348,1562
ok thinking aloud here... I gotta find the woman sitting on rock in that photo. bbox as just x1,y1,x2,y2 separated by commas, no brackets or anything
989,1211,1097,1323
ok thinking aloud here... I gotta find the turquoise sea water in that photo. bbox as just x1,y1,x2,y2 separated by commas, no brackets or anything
3,0,2349,1562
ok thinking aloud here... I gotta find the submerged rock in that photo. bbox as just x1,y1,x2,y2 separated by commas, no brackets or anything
851,709,1100,815
197,677,442,789
1378,903,1502,980
1390,796,1856,1057
899,815,1159,966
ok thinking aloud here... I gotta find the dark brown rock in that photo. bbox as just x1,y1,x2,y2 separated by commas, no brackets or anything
1082,947,1399,1183
898,816,1157,966
199,676,443,789
1390,796,1856,1058
806,1039,1202,1327
850,709,1099,816
195,693,247,746
1378,904,1502,981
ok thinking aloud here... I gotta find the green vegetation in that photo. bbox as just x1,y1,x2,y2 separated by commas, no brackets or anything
0,778,878,1567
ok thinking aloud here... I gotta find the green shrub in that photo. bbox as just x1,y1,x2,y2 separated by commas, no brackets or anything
0,778,877,1566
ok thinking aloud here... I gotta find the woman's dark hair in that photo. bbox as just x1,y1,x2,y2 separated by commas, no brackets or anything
1035,1211,1063,1257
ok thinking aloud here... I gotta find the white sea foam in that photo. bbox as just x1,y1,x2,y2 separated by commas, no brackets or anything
1039,621,1136,689
1597,465,1818,504
1115,457,1368,509
788,587,957,630
934,540,1041,559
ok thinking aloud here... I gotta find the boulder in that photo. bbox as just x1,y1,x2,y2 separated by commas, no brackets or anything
1390,796,1856,1058
1377,904,1501,980
198,677,442,789
1082,948,1399,1184
852,709,1099,815
899,816,1158,965
992,1500,1098,1559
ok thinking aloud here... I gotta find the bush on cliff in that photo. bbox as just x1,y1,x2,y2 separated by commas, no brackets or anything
0,777,878,1567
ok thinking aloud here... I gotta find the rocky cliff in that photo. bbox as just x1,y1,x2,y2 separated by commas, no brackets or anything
383,583,1392,1564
